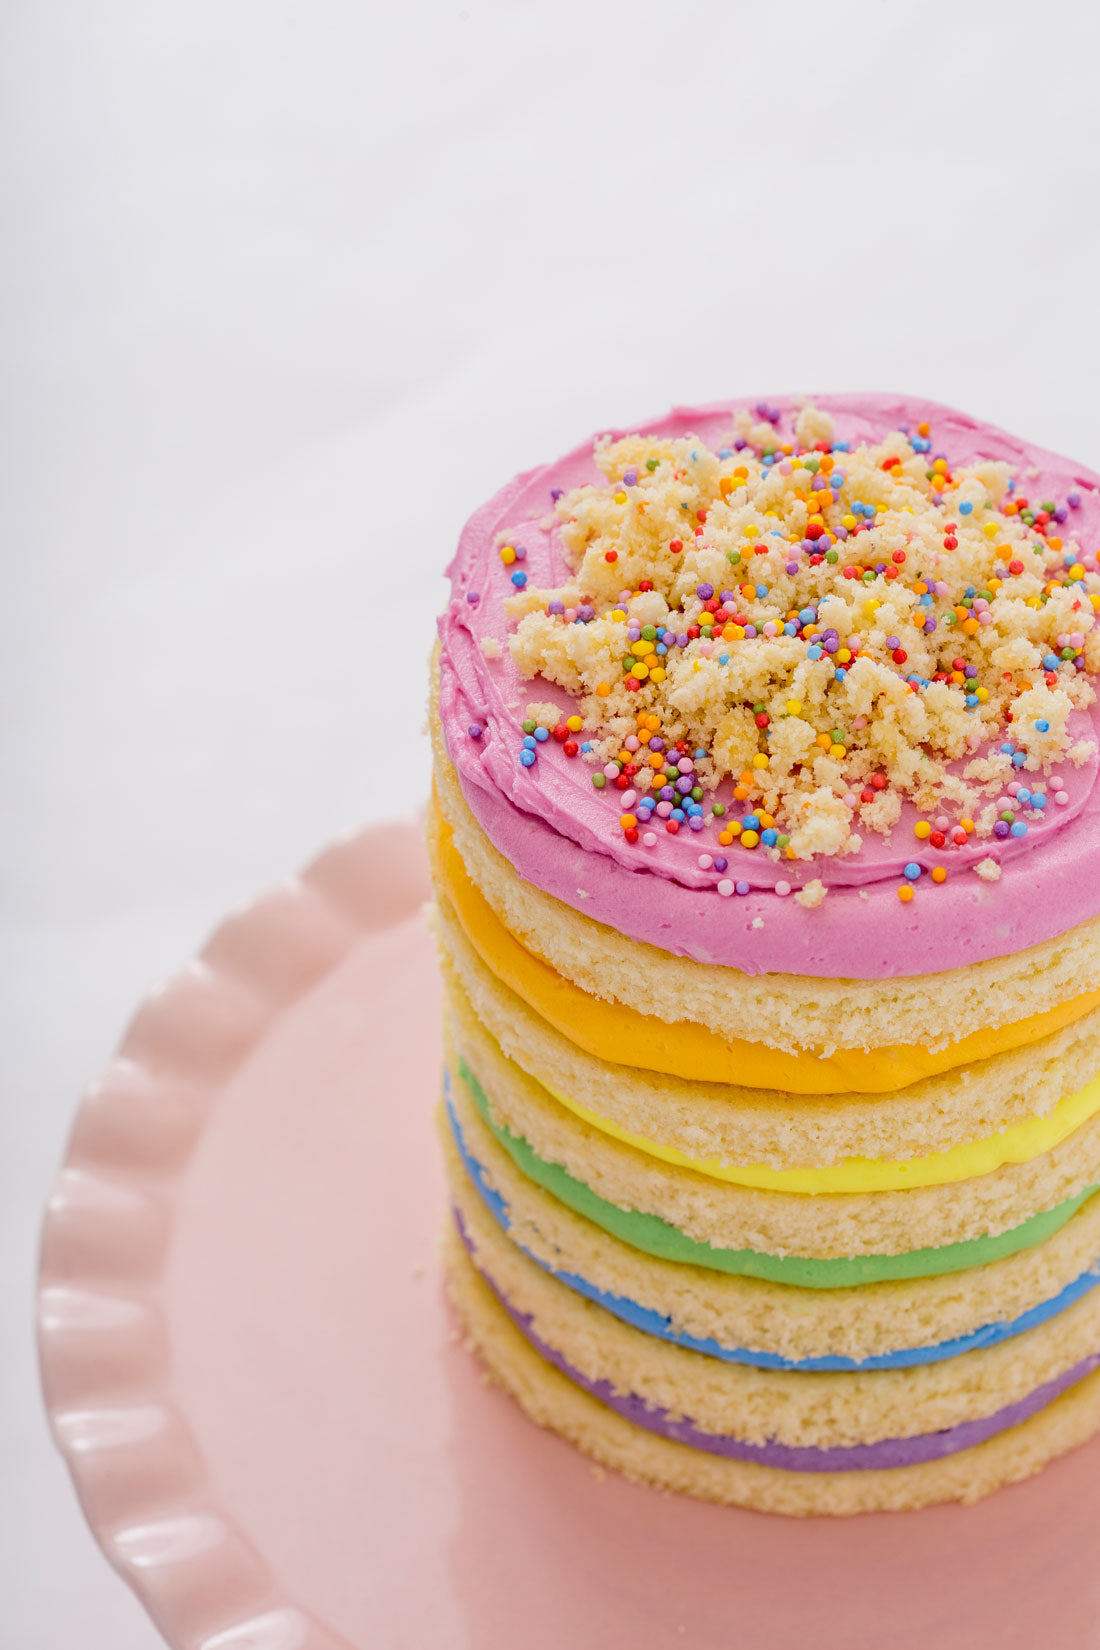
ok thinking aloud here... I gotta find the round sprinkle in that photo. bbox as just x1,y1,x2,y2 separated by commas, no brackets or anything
467,723,483,739
717,879,734,897
519,749,536,767
775,880,791,897
903,862,922,880
898,885,914,902
736,879,750,895
931,866,947,883
697,853,713,869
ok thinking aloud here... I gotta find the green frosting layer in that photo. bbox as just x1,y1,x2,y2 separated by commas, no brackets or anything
454,1059,1099,1289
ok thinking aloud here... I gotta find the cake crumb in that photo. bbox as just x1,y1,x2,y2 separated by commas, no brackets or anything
794,878,828,909
751,916,765,929
974,856,1002,882
479,636,502,660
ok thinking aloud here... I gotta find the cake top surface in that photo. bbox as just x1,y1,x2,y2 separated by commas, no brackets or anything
437,395,1100,978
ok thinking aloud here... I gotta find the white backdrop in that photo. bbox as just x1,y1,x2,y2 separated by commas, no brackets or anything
4,2,1100,1643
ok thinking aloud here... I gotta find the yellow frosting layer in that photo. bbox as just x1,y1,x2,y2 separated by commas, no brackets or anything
434,811,1100,1096
544,1073,1100,1194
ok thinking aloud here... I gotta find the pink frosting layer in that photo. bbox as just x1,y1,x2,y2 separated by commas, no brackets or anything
437,395,1100,978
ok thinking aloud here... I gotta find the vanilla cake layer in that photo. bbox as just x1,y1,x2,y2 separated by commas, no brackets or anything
444,1228,1100,1515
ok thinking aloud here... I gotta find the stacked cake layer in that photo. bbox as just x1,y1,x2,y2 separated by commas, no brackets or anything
430,395,1100,1514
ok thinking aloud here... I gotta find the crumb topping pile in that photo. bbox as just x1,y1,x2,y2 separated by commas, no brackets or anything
476,404,1100,895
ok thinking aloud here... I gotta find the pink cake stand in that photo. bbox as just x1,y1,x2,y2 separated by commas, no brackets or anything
37,821,1100,1650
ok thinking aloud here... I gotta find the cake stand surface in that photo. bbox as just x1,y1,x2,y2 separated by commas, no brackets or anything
37,821,1100,1650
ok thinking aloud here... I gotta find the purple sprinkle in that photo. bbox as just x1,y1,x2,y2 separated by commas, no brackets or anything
697,583,714,600
743,625,757,639
676,632,689,648
924,618,937,633
623,468,638,486
648,737,664,751
720,591,735,604
550,487,563,502
885,636,900,650
514,545,527,561
786,561,799,574
1054,507,1068,524
801,537,816,553
578,604,594,622
1068,492,1082,508
964,664,978,679
713,857,728,872
676,776,693,795
823,637,839,654
689,815,704,831
466,590,480,605
735,880,750,896
547,600,565,615
835,525,849,540
659,786,675,801
994,820,1011,839
468,723,483,740
811,475,827,491
734,437,749,451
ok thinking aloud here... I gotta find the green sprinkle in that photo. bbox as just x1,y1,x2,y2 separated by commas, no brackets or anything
592,773,606,789
522,719,536,734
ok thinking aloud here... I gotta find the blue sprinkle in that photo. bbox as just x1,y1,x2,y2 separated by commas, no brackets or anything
718,448,733,459
761,828,778,847
695,748,707,760
959,501,973,515
1035,718,1050,732
965,694,979,708
510,570,527,588
671,808,685,823
1010,821,1028,837
904,863,922,880
756,584,768,598
523,735,536,749
718,653,729,665
534,726,550,742
1032,794,1047,810
1012,752,1027,768
807,645,823,660
743,814,761,831
834,668,847,681
581,741,592,753
1042,654,1060,671
1000,741,1016,755
519,749,536,767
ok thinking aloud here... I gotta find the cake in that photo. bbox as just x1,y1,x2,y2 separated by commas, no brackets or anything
428,393,1100,1515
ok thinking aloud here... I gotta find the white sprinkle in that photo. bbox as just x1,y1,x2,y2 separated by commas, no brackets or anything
1055,790,1070,805
642,832,657,847
717,878,734,897
775,880,791,897
697,853,713,869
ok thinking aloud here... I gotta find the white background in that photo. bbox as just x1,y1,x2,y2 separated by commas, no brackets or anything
4,1,1100,1643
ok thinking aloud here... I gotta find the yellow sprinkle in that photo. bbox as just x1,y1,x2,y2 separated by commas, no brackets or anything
931,866,947,883
982,522,998,539
631,662,649,680
566,715,583,732
841,514,857,530
614,491,627,504
786,699,802,716
727,819,742,836
976,687,989,702
1070,566,1086,582
829,743,846,759
500,546,516,564
836,648,852,663
961,817,975,834
631,639,651,657
898,885,915,902
612,610,627,621
914,821,932,839
741,829,761,849
649,667,666,683
744,523,759,539
752,753,769,770
596,682,611,697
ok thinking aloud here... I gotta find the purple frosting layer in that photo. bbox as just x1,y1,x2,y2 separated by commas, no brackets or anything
438,394,1100,977
457,1213,1100,1473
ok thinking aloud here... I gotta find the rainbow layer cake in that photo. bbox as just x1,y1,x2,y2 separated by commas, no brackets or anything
429,394,1100,1515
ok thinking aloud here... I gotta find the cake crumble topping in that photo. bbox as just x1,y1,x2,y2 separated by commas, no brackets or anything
487,404,1100,898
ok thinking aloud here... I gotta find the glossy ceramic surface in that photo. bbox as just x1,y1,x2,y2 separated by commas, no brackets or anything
37,822,1100,1649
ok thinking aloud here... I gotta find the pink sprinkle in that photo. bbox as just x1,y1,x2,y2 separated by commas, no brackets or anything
642,831,657,847
677,757,694,774
624,735,640,751
717,879,734,898
1055,790,1070,805
978,611,993,625
656,801,673,818
935,815,949,831
564,608,577,622
843,792,858,808
775,880,791,897
603,762,619,779
621,789,637,808
697,853,713,869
